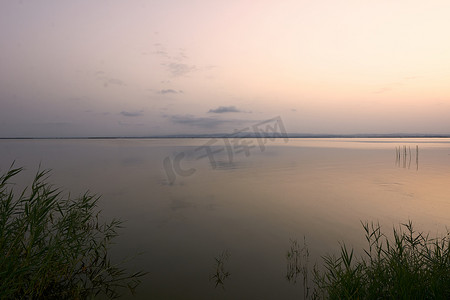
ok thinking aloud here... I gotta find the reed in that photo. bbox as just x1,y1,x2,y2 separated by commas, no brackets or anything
312,221,450,299
0,164,145,299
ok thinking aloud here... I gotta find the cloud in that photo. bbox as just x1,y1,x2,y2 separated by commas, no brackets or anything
84,110,110,116
107,78,125,86
160,89,181,94
32,122,72,127
204,65,217,71
165,63,196,77
118,121,145,126
166,114,254,129
153,50,169,57
175,50,188,61
208,106,242,113
94,71,126,87
167,114,231,128
120,110,144,117
152,43,170,58
152,43,189,61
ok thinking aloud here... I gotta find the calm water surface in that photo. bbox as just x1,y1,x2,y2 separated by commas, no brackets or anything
1,138,450,299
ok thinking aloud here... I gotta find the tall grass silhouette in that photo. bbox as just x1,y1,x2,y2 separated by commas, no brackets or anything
0,164,145,299
295,221,450,299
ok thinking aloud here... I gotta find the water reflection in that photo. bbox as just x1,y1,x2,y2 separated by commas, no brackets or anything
286,238,310,299
395,145,419,170
210,250,231,289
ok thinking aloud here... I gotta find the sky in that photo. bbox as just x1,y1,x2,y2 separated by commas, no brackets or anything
1,0,450,137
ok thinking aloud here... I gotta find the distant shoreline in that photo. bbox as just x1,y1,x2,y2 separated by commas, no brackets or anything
2,134,450,140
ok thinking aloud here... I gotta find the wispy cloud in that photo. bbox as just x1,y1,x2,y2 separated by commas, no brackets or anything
165,63,196,77
166,114,253,129
107,78,125,86
94,71,126,87
154,50,169,57
120,110,144,117
208,106,242,113
159,89,182,94
152,43,188,61
118,121,145,126
174,49,188,61
151,43,214,80
32,121,72,127
166,114,232,128
373,87,390,94
152,43,170,58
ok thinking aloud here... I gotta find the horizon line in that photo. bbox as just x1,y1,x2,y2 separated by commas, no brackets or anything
2,133,450,140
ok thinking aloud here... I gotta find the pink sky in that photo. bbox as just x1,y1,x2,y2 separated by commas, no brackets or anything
1,0,450,137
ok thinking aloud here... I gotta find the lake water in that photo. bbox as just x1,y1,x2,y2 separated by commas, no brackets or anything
1,138,450,299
